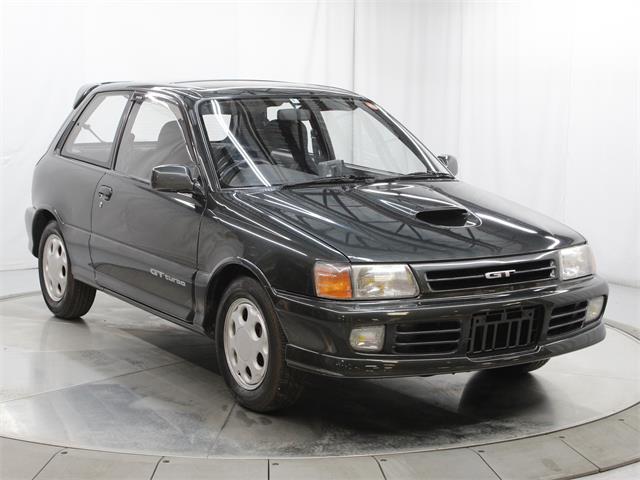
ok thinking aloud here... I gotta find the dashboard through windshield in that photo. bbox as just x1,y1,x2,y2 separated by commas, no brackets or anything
198,95,450,188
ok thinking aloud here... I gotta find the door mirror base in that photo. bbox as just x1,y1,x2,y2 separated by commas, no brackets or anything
437,154,459,176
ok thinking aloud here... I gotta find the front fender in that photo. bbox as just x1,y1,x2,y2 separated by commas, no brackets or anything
192,194,348,332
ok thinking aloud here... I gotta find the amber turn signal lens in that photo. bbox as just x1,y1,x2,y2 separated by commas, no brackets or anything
314,262,353,299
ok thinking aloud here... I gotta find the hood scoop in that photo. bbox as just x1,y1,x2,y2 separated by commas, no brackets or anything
416,208,476,227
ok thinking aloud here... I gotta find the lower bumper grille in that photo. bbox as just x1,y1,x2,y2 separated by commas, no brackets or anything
468,306,542,356
389,301,588,357
392,320,462,354
549,301,587,336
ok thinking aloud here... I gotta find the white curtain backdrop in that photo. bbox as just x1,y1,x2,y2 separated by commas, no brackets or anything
354,0,640,287
2,0,639,287
0,0,355,270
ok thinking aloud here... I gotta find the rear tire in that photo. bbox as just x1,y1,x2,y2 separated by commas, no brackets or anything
215,276,304,412
488,359,549,376
38,221,96,319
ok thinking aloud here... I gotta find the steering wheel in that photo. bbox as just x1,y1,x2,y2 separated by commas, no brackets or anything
219,157,271,185
232,157,270,170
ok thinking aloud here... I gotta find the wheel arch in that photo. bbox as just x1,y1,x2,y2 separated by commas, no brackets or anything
202,258,276,336
30,208,59,256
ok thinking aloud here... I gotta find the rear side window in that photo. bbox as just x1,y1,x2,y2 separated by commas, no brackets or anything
62,93,130,166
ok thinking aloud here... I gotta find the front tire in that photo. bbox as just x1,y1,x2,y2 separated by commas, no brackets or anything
38,221,96,319
215,276,303,412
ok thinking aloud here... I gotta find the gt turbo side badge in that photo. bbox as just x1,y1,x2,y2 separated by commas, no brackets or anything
150,268,186,287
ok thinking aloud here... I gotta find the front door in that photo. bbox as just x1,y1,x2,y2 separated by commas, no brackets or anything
90,93,205,321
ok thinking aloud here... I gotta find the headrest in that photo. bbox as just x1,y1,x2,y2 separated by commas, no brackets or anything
277,108,311,122
157,121,183,148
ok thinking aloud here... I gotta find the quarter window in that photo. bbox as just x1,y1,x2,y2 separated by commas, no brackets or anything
61,93,130,166
115,98,193,181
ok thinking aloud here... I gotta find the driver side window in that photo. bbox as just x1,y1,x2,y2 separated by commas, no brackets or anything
115,97,194,181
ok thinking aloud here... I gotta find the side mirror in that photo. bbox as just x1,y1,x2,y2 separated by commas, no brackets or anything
151,165,195,193
437,154,459,176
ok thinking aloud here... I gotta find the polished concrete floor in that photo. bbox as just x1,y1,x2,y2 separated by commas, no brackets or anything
1,290,639,459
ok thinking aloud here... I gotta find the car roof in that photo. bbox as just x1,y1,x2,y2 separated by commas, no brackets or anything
85,79,360,104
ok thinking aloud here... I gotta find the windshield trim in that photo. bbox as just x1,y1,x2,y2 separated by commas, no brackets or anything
195,95,453,192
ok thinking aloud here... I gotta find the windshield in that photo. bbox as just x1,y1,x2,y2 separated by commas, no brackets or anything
198,96,450,188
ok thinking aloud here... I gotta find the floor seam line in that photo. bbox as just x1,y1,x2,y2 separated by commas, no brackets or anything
618,419,640,434
149,455,165,479
0,291,40,302
470,447,502,479
544,372,640,381
372,455,388,480
30,446,64,480
207,402,236,457
605,321,640,341
558,437,601,473
0,360,187,405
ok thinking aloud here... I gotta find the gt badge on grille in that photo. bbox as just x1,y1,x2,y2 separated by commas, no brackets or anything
484,269,516,279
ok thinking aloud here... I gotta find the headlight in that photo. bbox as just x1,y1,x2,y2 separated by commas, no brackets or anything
314,262,419,299
352,264,419,299
559,244,595,280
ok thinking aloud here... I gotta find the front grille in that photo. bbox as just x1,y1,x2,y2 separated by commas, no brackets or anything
549,301,587,336
392,320,462,354
425,259,556,292
468,306,542,356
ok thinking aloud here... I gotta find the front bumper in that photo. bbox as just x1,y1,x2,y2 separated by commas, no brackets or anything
274,276,608,378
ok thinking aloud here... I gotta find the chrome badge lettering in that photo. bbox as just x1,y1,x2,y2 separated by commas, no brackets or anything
150,268,186,287
484,269,517,279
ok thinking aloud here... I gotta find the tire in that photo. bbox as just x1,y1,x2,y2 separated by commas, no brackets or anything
38,221,96,319
488,359,549,376
215,276,304,412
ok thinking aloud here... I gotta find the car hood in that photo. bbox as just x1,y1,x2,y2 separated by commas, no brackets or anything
235,180,583,263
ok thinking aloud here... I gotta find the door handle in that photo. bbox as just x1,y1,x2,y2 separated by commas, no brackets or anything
98,185,113,201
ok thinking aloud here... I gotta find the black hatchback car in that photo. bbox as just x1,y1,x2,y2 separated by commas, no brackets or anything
26,80,607,411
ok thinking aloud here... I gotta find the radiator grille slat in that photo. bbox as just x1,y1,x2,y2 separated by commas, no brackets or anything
425,259,556,293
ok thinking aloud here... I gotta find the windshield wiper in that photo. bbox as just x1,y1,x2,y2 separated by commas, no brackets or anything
281,175,376,189
376,171,454,182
